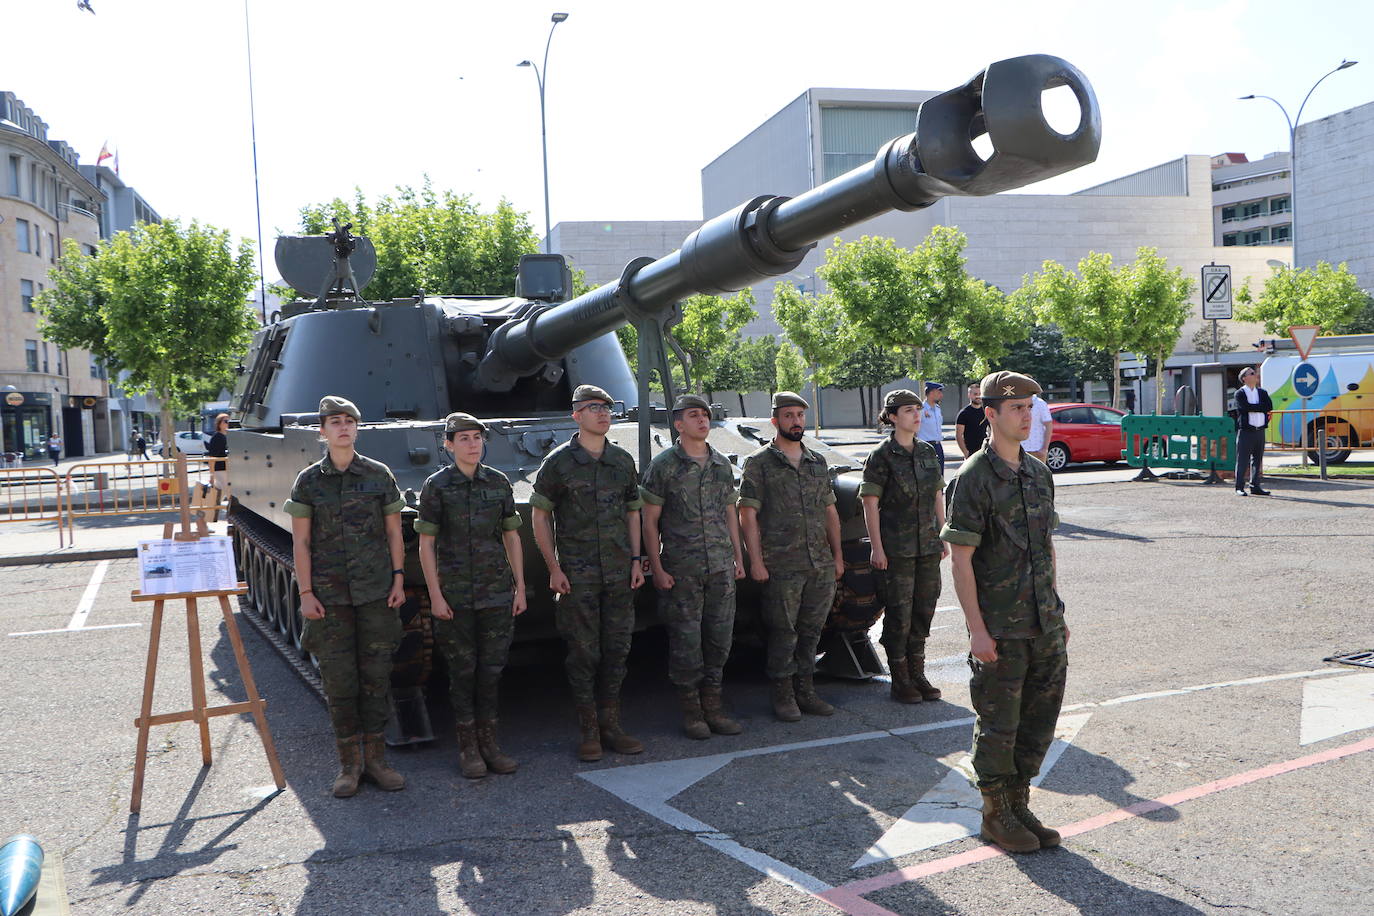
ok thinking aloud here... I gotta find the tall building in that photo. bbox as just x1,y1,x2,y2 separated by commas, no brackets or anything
1294,98,1374,287
1210,151,1293,249
1,91,109,461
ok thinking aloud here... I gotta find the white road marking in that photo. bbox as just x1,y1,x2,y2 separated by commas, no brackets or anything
10,623,141,637
1300,672,1374,746
851,712,1092,868
581,666,1356,901
67,560,109,629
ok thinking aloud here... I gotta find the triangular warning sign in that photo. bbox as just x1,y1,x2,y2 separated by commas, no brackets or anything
1289,325,1321,360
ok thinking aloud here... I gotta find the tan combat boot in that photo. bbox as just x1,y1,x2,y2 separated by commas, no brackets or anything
887,651,921,704
793,673,835,716
699,684,742,735
575,704,603,762
332,735,363,798
979,784,1040,853
476,719,518,774
678,688,711,740
908,646,942,701
1008,780,1061,847
361,733,406,791
770,677,802,722
455,721,487,779
598,699,645,754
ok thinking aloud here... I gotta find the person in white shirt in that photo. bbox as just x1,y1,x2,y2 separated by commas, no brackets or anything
1231,367,1272,496
917,382,946,465
1022,395,1053,463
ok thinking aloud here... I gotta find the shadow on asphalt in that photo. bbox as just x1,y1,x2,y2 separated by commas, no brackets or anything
1012,847,1204,915
1055,523,1152,543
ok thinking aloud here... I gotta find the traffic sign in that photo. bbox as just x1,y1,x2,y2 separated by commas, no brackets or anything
1293,362,1320,398
1289,325,1321,360
1202,264,1232,319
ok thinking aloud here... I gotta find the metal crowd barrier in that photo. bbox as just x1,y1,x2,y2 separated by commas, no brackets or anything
64,457,230,545
0,466,67,548
1121,414,1234,483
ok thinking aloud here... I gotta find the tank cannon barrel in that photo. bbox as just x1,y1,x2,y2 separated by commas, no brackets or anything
478,54,1100,391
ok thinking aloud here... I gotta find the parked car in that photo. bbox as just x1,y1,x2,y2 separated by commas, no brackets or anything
1044,403,1126,471
151,431,210,456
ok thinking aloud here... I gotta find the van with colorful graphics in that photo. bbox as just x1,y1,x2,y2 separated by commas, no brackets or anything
1260,344,1374,463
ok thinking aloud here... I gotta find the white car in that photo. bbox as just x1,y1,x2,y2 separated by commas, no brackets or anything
166,431,209,456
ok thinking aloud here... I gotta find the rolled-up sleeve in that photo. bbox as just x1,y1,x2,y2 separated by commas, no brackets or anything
283,472,313,518
501,484,522,530
413,479,442,536
737,459,763,511
859,450,886,498
381,474,404,515
939,475,984,547
530,459,561,513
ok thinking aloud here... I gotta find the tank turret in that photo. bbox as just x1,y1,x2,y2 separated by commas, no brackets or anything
225,55,1101,741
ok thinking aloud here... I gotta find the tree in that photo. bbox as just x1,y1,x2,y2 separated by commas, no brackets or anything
713,335,778,415
1331,293,1374,335
832,345,911,426
293,180,540,299
1190,323,1239,355
38,219,258,453
1235,261,1369,335
1124,248,1193,413
775,342,807,394
672,290,757,396
770,282,854,386
1000,324,1114,397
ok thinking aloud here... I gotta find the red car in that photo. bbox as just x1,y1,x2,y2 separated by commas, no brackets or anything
1044,403,1126,471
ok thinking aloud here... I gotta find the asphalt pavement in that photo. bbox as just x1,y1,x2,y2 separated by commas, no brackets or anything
1,469,1371,914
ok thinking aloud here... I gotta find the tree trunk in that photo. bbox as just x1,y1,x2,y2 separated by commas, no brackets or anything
1111,351,1122,411
738,392,747,416
158,391,176,460
1155,352,1167,415
856,388,867,427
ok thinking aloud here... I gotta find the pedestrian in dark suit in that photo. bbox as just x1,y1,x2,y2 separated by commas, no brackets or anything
1232,367,1272,496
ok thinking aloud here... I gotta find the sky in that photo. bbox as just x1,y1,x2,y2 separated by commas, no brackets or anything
6,0,1372,282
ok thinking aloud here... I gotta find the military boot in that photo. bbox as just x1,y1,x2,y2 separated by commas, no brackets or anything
979,784,1040,853
1008,780,1061,847
455,721,487,779
678,688,711,740
476,719,518,775
361,733,406,791
770,677,802,722
575,704,603,762
793,673,835,716
699,684,742,735
332,735,363,799
598,699,645,754
908,645,942,701
887,651,922,704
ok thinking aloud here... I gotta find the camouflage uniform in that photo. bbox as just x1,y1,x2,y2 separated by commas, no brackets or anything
860,435,945,659
531,432,643,705
641,441,738,689
284,452,405,739
415,463,523,722
738,441,837,680
941,440,1065,788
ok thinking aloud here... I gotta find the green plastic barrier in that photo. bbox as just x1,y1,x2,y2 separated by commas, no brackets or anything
1121,414,1234,482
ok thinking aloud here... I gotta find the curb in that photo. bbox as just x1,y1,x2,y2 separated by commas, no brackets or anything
0,546,137,567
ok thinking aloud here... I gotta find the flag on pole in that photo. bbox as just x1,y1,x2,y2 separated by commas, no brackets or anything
114,148,119,175
96,142,112,166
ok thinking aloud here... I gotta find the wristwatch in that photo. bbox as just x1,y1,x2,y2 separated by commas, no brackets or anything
391,568,405,577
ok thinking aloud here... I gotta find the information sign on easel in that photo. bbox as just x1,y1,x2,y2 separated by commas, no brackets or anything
128,449,285,813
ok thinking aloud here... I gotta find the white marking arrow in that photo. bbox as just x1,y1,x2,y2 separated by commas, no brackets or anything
1300,672,1374,746
852,712,1092,868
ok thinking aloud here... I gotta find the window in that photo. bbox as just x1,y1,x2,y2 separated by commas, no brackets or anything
42,342,48,373
1269,196,1290,214
1240,201,1263,220
821,106,920,182
1055,407,1094,424
1090,407,1123,426
20,279,34,311
16,218,30,252
1271,224,1291,242
1223,233,1238,247
6,155,18,196
1243,229,1266,246
56,349,63,376
89,354,102,379
82,243,96,257
47,232,54,262
25,340,38,372
33,227,41,259
1220,206,1237,223
28,164,37,203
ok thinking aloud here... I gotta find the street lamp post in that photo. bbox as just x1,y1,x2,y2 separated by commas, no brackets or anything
518,12,569,254
1239,59,1357,268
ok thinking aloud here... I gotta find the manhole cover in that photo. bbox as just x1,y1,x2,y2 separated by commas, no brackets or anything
1324,650,1374,669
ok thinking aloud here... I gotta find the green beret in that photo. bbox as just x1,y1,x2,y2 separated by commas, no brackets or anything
980,371,1042,401
772,390,810,410
318,395,360,422
881,388,923,413
572,384,614,406
444,412,487,435
672,394,711,413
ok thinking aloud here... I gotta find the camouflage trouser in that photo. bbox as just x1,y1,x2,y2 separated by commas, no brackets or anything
556,580,634,705
763,568,836,680
877,553,942,657
302,597,402,739
432,604,514,722
660,569,736,690
967,628,1068,788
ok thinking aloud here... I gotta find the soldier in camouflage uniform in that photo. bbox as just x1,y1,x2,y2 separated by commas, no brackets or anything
530,384,647,761
738,391,846,722
641,394,746,740
860,388,948,705
285,396,408,798
416,412,527,779
941,371,1068,853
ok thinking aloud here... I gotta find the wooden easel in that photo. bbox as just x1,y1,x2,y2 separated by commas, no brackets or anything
129,450,285,813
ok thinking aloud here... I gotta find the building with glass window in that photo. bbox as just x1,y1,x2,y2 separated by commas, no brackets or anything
1210,151,1292,248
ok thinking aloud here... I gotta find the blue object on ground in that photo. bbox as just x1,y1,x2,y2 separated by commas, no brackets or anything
0,834,43,916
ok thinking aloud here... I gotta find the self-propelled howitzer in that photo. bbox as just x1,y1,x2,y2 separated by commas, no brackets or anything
226,54,1100,740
